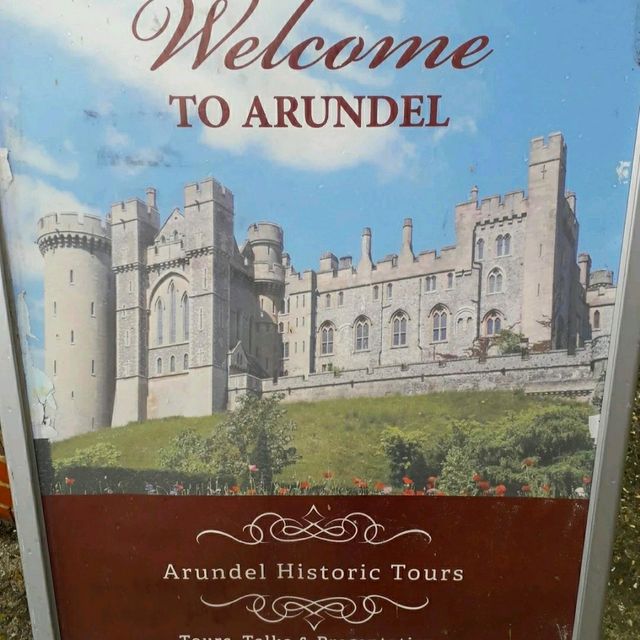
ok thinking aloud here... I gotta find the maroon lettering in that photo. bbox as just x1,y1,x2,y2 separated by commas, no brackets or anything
198,95,231,128
169,95,197,127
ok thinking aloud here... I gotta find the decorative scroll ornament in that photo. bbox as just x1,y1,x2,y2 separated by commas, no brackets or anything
196,504,432,546
200,594,430,631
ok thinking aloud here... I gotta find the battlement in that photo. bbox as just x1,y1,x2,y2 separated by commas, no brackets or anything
110,197,160,229
529,132,566,164
456,190,527,219
589,269,615,289
37,213,111,256
247,222,284,245
184,177,234,209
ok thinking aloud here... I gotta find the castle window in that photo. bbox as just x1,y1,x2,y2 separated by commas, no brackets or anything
279,322,284,333
432,308,448,343
53,301,57,316
594,310,601,330
129,280,133,293
53,360,57,376
286,298,291,314
485,313,502,337
302,295,306,308
338,292,344,307
181,293,190,341
497,234,511,257
283,342,290,358
203,268,209,290
183,354,189,370
392,311,408,347
488,268,504,294
355,317,370,352
170,356,176,373
294,342,298,354
91,302,95,317
320,323,334,355
302,341,305,353
326,294,332,308
173,230,179,241
156,298,164,345
69,269,74,284
447,272,454,289
157,358,163,375
387,284,393,299
425,275,436,292
169,282,177,343
91,359,95,375
476,239,485,260
70,330,75,344
373,285,379,300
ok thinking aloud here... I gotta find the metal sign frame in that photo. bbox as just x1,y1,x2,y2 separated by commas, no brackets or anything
0,117,639,640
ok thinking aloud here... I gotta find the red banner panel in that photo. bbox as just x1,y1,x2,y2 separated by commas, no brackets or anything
43,496,588,640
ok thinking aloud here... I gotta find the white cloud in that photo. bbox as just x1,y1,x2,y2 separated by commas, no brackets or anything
1,0,413,173
0,173,101,282
105,125,131,149
4,127,79,180
433,115,478,143
616,160,631,185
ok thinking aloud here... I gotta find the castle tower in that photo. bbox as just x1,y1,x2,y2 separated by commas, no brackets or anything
183,178,236,413
110,190,160,426
521,133,579,349
247,222,285,377
36,213,115,440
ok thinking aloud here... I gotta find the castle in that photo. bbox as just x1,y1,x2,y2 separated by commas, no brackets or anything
36,133,617,440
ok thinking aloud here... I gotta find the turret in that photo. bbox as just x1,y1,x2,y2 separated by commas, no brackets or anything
578,253,592,289
36,213,115,440
399,218,414,264
358,227,373,272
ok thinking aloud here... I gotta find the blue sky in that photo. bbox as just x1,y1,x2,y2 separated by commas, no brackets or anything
1,0,639,345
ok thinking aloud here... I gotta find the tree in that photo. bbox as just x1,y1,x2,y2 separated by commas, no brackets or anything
380,428,428,486
438,445,477,496
494,329,526,355
56,442,122,469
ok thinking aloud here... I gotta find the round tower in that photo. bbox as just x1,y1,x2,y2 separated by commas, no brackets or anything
36,213,115,440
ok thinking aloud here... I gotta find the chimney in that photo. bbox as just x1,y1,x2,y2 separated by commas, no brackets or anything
358,227,373,272
400,218,414,263
578,253,592,289
146,187,157,210
470,185,479,202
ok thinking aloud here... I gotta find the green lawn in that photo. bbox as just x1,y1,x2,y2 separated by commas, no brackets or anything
52,391,570,484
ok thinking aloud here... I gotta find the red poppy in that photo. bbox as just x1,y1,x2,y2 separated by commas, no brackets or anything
65,477,75,487
542,484,551,494
427,476,438,488
582,475,592,485
374,481,386,492
299,481,311,491
477,480,491,492
278,487,290,496
522,458,535,467
402,488,416,496
521,484,531,493
229,485,240,495
495,484,507,497
472,473,482,482
402,476,413,486
416,490,426,496
322,471,334,480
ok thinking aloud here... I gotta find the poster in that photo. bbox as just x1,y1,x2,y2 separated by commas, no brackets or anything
1,2,639,639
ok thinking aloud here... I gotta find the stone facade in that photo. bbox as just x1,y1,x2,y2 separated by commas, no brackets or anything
37,133,617,440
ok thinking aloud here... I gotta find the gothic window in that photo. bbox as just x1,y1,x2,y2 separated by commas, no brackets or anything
373,285,379,300
183,354,189,370
497,234,511,257
447,272,454,289
320,323,334,355
326,294,332,308
170,356,176,373
387,284,393,299
157,358,162,375
594,310,601,330
156,298,164,345
488,268,504,294
283,342,290,358
173,230,179,241
392,311,408,347
476,238,485,260
485,312,502,336
354,317,370,352
338,292,344,307
181,293,189,341
432,307,448,343
425,275,437,292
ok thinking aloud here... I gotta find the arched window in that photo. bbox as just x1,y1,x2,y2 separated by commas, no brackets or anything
320,323,334,355
447,272,454,289
594,310,601,330
338,292,344,307
488,268,504,294
373,285,379,300
392,311,408,347
183,353,189,370
326,294,332,309
181,293,189,341
387,283,393,299
496,235,504,256
156,358,163,375
278,322,284,333
432,308,448,342
354,317,370,352
173,230,179,241
283,342,290,358
476,238,485,260
169,282,177,343
170,355,176,373
503,234,511,255
486,312,503,336
425,275,436,292
156,298,164,345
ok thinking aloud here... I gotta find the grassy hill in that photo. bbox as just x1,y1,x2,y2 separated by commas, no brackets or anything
52,391,576,484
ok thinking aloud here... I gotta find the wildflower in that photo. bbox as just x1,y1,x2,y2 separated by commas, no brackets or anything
299,481,311,491
402,476,413,486
174,482,184,493
248,464,258,473
402,488,416,496
374,481,386,492
495,484,507,497
229,485,240,495
522,457,535,468
477,480,491,492
382,486,393,495
65,477,75,487
322,471,334,480
472,473,482,482
521,484,531,494
542,484,551,494
278,487,290,496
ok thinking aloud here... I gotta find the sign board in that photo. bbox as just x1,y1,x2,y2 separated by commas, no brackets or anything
1,2,639,639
